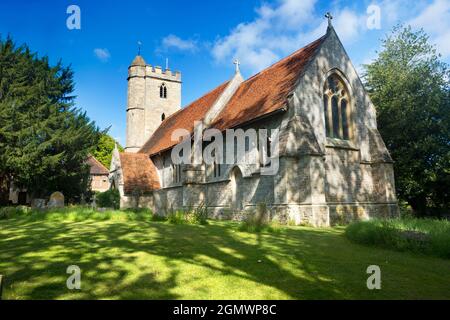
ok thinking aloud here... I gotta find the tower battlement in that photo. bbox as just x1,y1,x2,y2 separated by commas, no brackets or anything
146,65,181,82
128,64,181,82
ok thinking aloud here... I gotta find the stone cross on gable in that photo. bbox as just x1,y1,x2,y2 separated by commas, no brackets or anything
233,59,240,73
325,12,333,28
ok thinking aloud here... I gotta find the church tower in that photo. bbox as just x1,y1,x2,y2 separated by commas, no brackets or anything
126,55,182,153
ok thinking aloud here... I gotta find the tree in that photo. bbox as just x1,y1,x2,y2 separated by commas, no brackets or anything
0,36,101,202
90,133,124,169
363,25,450,217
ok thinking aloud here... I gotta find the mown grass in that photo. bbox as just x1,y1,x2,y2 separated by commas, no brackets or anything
345,218,450,259
1,208,450,299
0,206,159,222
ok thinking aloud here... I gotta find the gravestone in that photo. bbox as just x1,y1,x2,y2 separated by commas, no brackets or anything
0,275,3,300
31,198,46,209
48,192,64,208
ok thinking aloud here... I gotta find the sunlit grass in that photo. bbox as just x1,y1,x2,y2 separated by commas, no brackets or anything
1,208,449,299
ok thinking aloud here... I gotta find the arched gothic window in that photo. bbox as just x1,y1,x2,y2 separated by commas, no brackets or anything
160,83,167,99
323,74,351,140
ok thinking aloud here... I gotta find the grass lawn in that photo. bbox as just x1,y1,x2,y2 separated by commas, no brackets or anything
0,210,449,299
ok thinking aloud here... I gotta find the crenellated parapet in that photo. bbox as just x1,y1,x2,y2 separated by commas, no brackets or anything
146,65,182,82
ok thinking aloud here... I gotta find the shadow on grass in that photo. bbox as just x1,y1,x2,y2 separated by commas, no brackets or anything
1,217,449,299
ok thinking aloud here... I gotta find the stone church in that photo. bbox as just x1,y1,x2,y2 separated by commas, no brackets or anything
110,22,398,226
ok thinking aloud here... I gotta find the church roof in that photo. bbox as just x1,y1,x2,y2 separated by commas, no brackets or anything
119,152,161,194
130,55,146,67
139,81,230,155
139,33,326,156
211,35,326,130
86,155,109,175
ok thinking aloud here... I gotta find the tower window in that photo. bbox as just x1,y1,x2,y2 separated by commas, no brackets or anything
160,83,167,99
323,73,352,140
161,113,166,121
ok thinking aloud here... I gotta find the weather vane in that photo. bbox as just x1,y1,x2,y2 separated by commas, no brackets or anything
137,41,142,55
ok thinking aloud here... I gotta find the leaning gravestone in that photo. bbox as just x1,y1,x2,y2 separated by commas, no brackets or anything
48,192,65,208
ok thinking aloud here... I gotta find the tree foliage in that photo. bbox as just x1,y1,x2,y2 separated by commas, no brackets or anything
0,36,101,202
363,26,450,216
90,133,123,169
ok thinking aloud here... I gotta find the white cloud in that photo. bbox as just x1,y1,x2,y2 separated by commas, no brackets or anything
161,35,198,52
408,0,450,57
94,48,110,62
211,0,366,73
212,0,450,74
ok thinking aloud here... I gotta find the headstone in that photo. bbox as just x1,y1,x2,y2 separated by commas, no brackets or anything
0,275,3,300
91,194,97,209
48,192,64,208
31,198,46,209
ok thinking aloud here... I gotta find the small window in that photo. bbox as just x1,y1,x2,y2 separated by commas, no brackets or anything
172,164,181,184
245,136,250,151
160,83,167,99
213,162,221,178
161,113,166,121
267,137,272,159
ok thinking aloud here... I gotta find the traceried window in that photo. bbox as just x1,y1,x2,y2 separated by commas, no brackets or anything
160,83,167,99
323,74,351,140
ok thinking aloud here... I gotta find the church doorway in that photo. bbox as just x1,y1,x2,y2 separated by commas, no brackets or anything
230,167,243,211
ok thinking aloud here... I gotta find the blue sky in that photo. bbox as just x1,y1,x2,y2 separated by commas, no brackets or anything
1,0,449,144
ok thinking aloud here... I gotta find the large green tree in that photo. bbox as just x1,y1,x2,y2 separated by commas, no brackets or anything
90,133,124,169
363,26,450,216
0,36,101,203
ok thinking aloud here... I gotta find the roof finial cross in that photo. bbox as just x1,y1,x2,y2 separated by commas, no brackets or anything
325,12,333,28
137,41,142,55
233,58,240,73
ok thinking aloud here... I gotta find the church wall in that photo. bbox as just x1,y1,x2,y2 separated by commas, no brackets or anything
120,194,153,209
287,28,398,223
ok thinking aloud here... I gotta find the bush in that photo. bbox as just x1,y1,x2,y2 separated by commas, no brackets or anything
186,203,208,225
96,189,120,209
0,206,30,220
167,204,209,225
345,218,450,259
239,202,278,233
167,210,186,224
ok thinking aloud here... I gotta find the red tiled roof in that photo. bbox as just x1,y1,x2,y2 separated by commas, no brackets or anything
211,35,326,130
119,153,161,194
139,34,326,156
139,81,230,155
86,155,109,175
